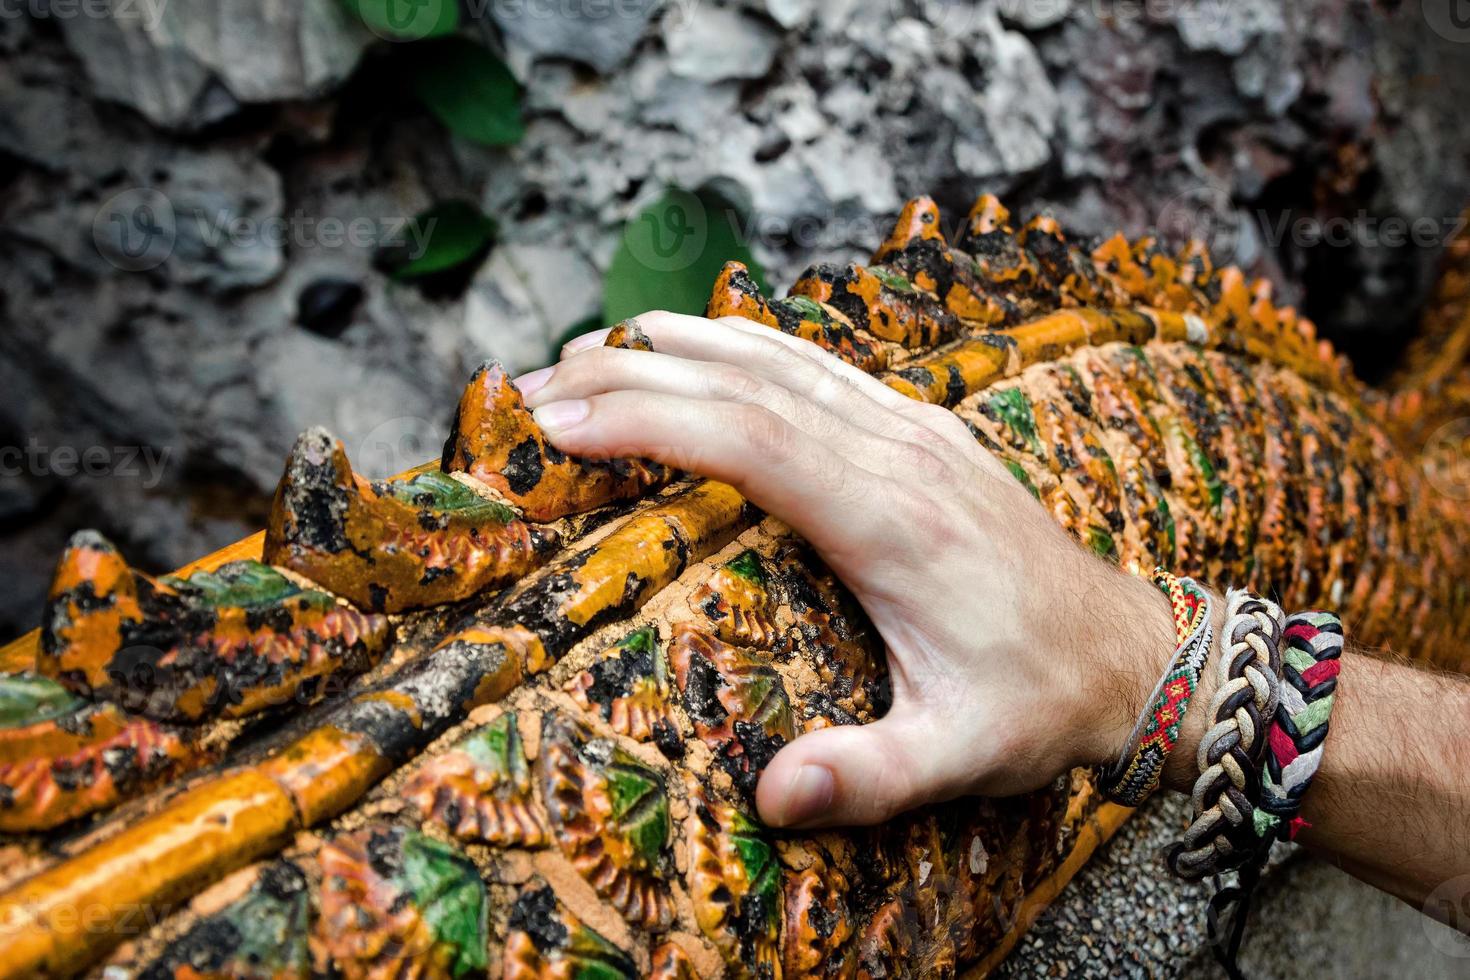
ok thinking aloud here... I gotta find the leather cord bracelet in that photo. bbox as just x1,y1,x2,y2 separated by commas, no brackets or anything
1205,609,1345,980
1166,588,1284,881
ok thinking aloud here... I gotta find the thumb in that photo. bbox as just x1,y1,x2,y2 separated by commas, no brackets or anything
755,712,957,829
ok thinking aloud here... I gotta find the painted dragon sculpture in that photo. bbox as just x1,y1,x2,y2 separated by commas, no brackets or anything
1,193,1468,979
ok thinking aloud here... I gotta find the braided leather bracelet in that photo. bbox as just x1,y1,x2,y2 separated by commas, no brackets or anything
1166,589,1284,880
1099,570,1213,807
1206,609,1344,980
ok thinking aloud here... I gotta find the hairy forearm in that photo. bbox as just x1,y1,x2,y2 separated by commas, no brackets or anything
1293,649,1470,914
1125,586,1470,918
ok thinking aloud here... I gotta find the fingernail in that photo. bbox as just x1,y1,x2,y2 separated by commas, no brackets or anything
779,764,835,827
562,328,610,356
513,366,554,399
532,399,589,434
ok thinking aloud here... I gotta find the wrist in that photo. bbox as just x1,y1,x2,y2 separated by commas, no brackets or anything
1066,567,1179,772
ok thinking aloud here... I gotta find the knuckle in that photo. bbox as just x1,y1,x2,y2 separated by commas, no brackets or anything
708,365,766,404
870,745,921,821
735,404,798,461
915,403,972,441
808,366,854,406
895,441,952,483
903,490,968,551
636,310,681,337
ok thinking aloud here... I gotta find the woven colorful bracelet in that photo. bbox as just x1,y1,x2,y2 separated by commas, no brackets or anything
1099,569,1214,807
1254,610,1343,841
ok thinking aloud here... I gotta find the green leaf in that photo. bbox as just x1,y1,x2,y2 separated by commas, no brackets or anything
724,549,767,585
216,864,312,973
1087,526,1116,559
164,561,315,609
342,0,459,41
460,713,531,786
401,832,489,978
1004,460,1039,500
603,188,767,325
386,201,497,280
1157,498,1176,560
1175,426,1223,513
871,266,915,293
726,808,781,933
987,387,1042,456
382,470,517,523
785,295,829,322
0,674,85,729
413,38,524,146
618,626,656,657
605,753,669,868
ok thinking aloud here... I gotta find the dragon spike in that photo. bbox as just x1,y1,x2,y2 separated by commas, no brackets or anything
441,359,669,523
605,317,654,350
872,196,947,263
789,261,957,348
41,530,142,694
707,261,888,371
0,671,201,832
873,198,1016,329
706,260,779,326
965,193,1014,236
267,427,559,612
41,529,393,723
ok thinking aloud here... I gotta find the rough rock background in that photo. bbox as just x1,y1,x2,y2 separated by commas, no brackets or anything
4,1,1469,637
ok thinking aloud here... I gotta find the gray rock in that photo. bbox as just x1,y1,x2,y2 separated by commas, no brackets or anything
1175,0,1285,56
492,0,660,74
58,0,371,128
666,6,781,81
463,242,603,375
760,0,814,29
996,0,1070,30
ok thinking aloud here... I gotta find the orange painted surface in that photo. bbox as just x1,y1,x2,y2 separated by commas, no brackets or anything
0,531,267,674
0,769,296,978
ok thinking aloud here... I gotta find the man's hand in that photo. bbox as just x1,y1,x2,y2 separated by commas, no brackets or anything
514,312,1176,828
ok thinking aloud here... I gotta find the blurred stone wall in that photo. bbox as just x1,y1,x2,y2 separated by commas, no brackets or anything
3,0,1469,639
